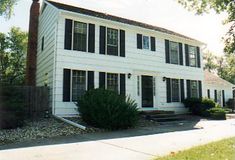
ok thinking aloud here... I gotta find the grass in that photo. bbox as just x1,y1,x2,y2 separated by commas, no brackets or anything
155,137,235,160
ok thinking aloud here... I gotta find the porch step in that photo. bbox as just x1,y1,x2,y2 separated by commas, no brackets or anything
140,110,188,122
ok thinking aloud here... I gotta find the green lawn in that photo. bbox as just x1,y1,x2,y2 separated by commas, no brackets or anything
155,137,235,160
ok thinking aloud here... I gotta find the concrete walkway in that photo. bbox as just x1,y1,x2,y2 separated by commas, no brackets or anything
1,119,235,160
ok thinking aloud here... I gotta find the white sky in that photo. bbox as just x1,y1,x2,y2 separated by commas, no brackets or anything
0,0,229,56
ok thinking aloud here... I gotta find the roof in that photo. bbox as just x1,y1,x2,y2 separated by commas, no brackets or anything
204,70,234,87
46,0,203,44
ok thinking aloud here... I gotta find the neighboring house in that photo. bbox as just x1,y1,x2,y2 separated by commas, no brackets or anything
27,0,205,116
204,71,235,107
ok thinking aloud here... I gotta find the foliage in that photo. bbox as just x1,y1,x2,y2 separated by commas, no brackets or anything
177,0,235,55
155,137,235,160
77,88,139,130
183,98,202,115
0,0,18,19
203,51,217,72
226,98,235,112
201,98,216,109
0,27,28,85
207,107,226,120
0,86,26,129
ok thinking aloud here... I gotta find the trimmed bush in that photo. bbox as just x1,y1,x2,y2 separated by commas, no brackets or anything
0,87,26,129
207,107,226,120
183,98,202,115
201,98,216,109
226,98,235,112
77,88,139,130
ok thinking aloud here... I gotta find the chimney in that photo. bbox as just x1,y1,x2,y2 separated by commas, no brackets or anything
26,0,40,86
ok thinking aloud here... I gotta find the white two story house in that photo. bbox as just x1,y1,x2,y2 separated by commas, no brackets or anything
36,0,205,116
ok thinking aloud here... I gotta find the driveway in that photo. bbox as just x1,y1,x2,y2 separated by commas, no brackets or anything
0,119,235,160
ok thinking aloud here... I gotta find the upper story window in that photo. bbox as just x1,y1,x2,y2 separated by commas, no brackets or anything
165,39,183,65
143,36,150,50
137,34,156,51
189,46,197,67
64,19,95,53
107,28,118,56
169,41,179,64
99,26,125,57
73,21,87,52
185,44,201,68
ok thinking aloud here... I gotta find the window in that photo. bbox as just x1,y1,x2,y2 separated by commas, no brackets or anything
107,28,118,55
73,21,87,51
143,36,150,50
189,46,197,67
171,79,180,102
107,73,119,93
207,89,210,98
72,70,86,101
169,41,179,64
41,36,44,51
190,80,198,98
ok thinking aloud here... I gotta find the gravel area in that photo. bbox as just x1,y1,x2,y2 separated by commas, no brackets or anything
0,118,92,146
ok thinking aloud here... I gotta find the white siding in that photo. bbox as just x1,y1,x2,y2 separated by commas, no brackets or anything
36,3,59,113
51,11,204,116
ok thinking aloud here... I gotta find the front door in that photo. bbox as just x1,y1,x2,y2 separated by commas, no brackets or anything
142,75,153,107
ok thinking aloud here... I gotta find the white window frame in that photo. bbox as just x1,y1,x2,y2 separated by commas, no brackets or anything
106,27,119,56
190,80,199,98
105,72,120,94
170,78,181,102
188,45,198,67
142,35,150,50
70,69,88,102
71,20,89,52
169,41,180,65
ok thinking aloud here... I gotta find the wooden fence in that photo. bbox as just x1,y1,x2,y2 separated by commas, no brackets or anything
0,86,50,119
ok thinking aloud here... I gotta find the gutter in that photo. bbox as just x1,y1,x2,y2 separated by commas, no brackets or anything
53,115,86,130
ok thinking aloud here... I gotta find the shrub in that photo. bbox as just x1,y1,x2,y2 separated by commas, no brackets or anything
226,98,235,112
183,98,202,115
0,87,26,129
207,107,226,120
201,98,216,109
77,88,139,130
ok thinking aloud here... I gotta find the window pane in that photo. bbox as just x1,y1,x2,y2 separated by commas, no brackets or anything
189,46,197,67
170,42,179,64
107,28,118,55
72,70,86,101
143,36,149,49
171,79,180,102
73,21,87,52
107,73,118,93
190,80,198,98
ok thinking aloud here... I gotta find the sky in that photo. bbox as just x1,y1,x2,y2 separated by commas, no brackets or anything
0,0,229,56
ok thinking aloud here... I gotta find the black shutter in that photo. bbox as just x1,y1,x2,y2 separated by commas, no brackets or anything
99,26,106,54
137,34,142,49
186,80,191,98
88,24,95,53
165,40,170,63
198,81,202,99
120,74,126,96
179,43,183,65
166,78,171,103
222,90,225,107
150,37,156,51
63,69,71,102
185,44,189,66
64,19,72,50
99,72,105,89
207,89,210,98
180,79,185,102
120,30,125,57
88,71,94,90
214,90,217,102
197,47,201,68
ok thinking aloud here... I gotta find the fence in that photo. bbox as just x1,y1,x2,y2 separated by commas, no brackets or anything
0,86,50,119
